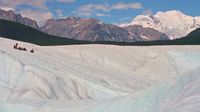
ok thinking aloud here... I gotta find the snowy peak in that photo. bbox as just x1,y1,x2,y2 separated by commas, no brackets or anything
122,10,200,39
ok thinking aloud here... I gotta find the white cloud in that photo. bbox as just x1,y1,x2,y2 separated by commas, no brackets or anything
142,9,153,15
96,13,111,17
112,2,143,10
72,4,110,16
55,9,63,17
0,0,47,10
72,10,92,16
0,0,76,10
20,9,53,26
57,0,76,3
73,2,143,17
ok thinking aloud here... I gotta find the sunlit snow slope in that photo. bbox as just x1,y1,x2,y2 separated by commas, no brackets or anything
0,37,200,112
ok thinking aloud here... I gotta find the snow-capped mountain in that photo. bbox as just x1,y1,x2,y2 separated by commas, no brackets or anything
121,10,200,39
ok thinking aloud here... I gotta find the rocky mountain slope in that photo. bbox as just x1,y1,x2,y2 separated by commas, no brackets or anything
41,17,136,42
0,19,89,46
40,17,170,42
0,8,39,29
0,37,200,112
125,25,169,41
121,10,200,39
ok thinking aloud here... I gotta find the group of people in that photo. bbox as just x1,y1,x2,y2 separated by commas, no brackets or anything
14,43,34,53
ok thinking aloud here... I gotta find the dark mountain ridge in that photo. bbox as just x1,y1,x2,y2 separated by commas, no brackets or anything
0,19,89,46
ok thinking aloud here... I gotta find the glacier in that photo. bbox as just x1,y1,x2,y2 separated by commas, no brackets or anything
0,37,200,112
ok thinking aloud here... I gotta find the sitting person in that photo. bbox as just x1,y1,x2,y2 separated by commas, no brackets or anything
30,49,34,53
18,47,22,50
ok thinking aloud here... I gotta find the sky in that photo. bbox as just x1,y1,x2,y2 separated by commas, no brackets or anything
0,0,199,25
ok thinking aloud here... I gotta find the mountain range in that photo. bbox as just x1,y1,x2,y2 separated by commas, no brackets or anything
0,8,200,42
40,16,170,42
0,19,200,46
0,8,170,42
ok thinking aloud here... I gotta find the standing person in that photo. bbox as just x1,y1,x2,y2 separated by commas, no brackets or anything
16,43,18,49
14,43,18,49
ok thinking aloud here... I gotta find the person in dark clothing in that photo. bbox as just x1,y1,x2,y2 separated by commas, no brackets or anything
30,49,34,53
18,47,22,50
13,43,28,52
16,43,18,48
14,43,18,49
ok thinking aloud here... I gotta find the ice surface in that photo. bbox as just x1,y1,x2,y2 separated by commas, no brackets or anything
0,37,200,112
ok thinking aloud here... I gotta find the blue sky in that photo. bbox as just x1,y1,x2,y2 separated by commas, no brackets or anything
0,0,199,25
